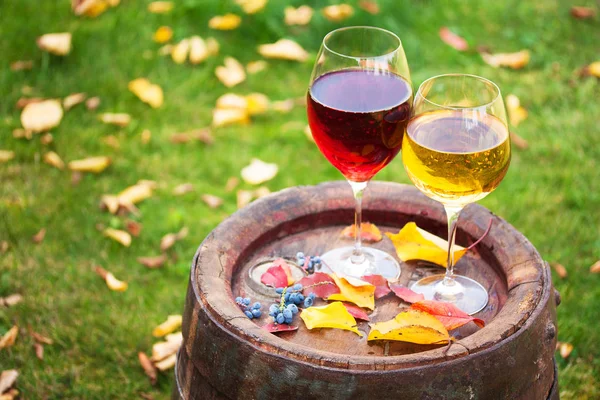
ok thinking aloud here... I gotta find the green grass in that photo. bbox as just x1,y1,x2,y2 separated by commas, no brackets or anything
1,0,599,398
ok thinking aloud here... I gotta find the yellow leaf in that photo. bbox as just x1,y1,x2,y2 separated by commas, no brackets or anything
506,94,527,127
215,57,246,88
155,353,177,371
258,39,309,62
171,39,190,64
101,195,120,214
103,228,132,247
300,301,362,336
43,151,65,170
322,4,354,22
128,78,164,108
246,60,267,74
284,6,313,26
0,151,15,164
587,61,600,78
151,332,182,361
153,315,182,337
481,50,530,69
160,227,188,252
63,92,87,110
117,181,154,206
153,26,173,43
37,33,72,56
237,189,254,208
21,100,63,132
368,310,450,344
206,37,220,56
68,156,111,173
216,93,248,110
271,99,294,113
245,93,269,115
99,113,131,127
105,272,128,291
386,222,466,267
212,108,250,127
241,158,278,185
327,274,375,310
73,0,108,17
201,194,223,209
189,36,208,64
208,14,242,30
148,1,173,14
235,0,267,14
0,326,19,349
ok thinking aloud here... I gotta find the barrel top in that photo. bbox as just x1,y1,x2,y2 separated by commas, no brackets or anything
191,181,546,369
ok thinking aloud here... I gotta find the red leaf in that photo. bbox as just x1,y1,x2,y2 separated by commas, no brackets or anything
439,27,469,51
361,275,391,299
389,284,425,304
262,322,298,333
571,6,595,19
410,300,485,331
342,303,370,321
298,272,340,298
260,259,291,288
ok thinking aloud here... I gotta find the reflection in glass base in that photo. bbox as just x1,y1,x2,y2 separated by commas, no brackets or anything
410,274,488,315
320,246,401,281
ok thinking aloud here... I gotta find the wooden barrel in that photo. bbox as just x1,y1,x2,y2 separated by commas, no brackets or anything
175,181,559,400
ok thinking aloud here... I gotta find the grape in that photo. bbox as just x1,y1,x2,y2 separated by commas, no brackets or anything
284,317,293,324
243,298,251,306
235,296,242,303
304,296,314,308
253,302,261,310
244,310,253,319
288,293,297,304
297,294,304,302
284,292,290,302
309,293,316,300
288,304,298,314
269,304,279,314
275,287,284,294
276,313,285,324
296,252,305,259
293,283,303,291
251,309,262,318
283,309,293,319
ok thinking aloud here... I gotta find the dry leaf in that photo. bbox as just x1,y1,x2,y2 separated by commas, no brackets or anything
30,331,53,345
236,189,254,208
212,108,250,127
160,227,188,252
216,93,248,110
258,39,309,62
151,332,182,361
386,222,467,267
225,177,239,192
99,113,130,126
10,60,33,71
72,0,119,17
21,100,63,132
118,181,155,207
102,135,120,149
322,4,354,22
327,274,376,310
123,220,141,237
37,33,72,56
284,6,313,26
208,14,242,30
154,353,176,371
16,97,44,109
300,301,362,336
32,228,46,244
0,370,18,394
246,60,267,74
215,57,246,88
153,315,182,337
481,50,530,69
254,186,270,198
506,94,528,127
173,183,194,195
411,300,485,330
359,1,380,14
0,241,9,254
95,266,128,291
68,156,111,173
85,96,101,110
510,132,529,150
246,93,269,115
0,294,23,308
0,389,19,400
340,222,382,242
235,0,267,14
148,1,173,13
170,129,213,144
12,129,33,140
0,326,19,349
171,39,190,64
153,26,173,43
241,158,278,185
0,151,15,164
368,310,450,344
189,36,208,64
559,342,573,359
271,99,294,113
63,93,87,110
40,133,54,144
551,262,568,279
590,260,600,274
141,129,152,144
71,171,83,186
137,255,168,269
138,352,157,385
128,78,163,108
201,194,224,209
103,228,132,247
571,6,595,19
439,27,469,51
43,151,65,170
34,342,44,360
581,61,600,78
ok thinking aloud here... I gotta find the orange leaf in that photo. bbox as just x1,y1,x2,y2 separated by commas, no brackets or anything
340,222,382,242
389,284,425,304
138,352,157,385
32,228,46,244
359,1,380,14
410,300,485,331
368,310,450,344
0,326,19,349
590,260,600,274
148,1,173,14
128,78,164,108
551,262,568,279
152,315,182,337
506,94,527,127
559,342,573,359
481,50,530,69
137,255,168,269
571,6,595,19
510,132,529,150
439,27,468,51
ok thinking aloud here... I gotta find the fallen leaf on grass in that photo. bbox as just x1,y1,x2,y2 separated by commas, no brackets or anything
590,260,600,274
209,14,242,30
215,57,246,88
322,4,354,22
34,342,44,360
0,295,23,308
411,300,485,331
439,27,469,51
263,322,298,333
368,310,450,344
260,258,294,288
389,284,424,304
0,388,20,400
138,352,157,385
37,33,72,56
103,228,132,247
201,194,223,209
86,96,101,110
340,222,382,242
386,222,467,267
21,100,63,132
173,183,194,195
571,6,595,19
95,266,128,291
160,227,188,252
0,241,9,253
551,262,568,279
170,128,213,144
63,93,87,110
580,61,600,78
559,342,573,359
32,228,46,244
102,135,120,149
68,156,111,173
327,274,375,310
225,177,239,192
301,301,362,336
258,39,309,62
0,326,19,349
241,158,278,185
72,0,119,17
359,1,380,14
40,133,53,144
246,60,267,74
141,129,151,144
124,220,142,237
254,186,271,198
237,189,254,208
506,94,528,127
129,78,163,108
212,108,250,127
189,36,219,64
246,93,270,115
148,1,173,13
154,353,176,371
0,151,15,164
510,132,529,150
271,99,295,113
171,39,189,64
101,181,154,214
481,50,530,69
284,6,313,26
235,0,267,14
137,255,168,269
99,113,131,126
11,60,33,71
153,26,173,43
30,331,53,345
361,275,390,299
153,315,182,337
298,272,340,298
16,97,45,109
43,151,65,170
343,303,370,321
0,370,18,394
151,332,182,361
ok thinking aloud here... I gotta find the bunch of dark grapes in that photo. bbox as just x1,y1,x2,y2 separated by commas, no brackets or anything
235,297,262,319
268,283,317,324
296,252,321,274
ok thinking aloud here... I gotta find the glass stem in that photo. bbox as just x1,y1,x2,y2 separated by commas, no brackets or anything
443,205,463,286
348,181,368,264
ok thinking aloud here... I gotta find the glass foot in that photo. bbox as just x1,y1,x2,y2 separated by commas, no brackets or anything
410,274,488,315
320,246,401,281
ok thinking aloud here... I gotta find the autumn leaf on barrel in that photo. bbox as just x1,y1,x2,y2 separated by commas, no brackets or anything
209,14,242,31
284,6,314,26
368,310,450,344
327,274,375,310
298,272,340,298
300,301,362,336
128,78,164,108
340,222,382,243
361,275,390,299
37,33,72,56
263,322,299,334
21,99,63,132
261,258,295,287
241,158,278,185
386,222,467,267
481,50,530,69
410,300,485,331
153,315,182,337
258,39,309,62
439,27,469,51
389,284,424,304
322,4,354,22
343,303,370,321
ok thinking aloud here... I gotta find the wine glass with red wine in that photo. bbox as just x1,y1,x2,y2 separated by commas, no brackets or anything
306,26,412,280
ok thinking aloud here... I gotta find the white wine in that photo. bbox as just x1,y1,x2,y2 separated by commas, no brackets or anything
402,110,510,206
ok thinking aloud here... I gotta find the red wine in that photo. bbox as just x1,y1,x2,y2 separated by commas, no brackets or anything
307,68,412,182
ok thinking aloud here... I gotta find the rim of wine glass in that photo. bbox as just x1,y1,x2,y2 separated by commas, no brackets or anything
322,26,403,60
416,73,502,110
